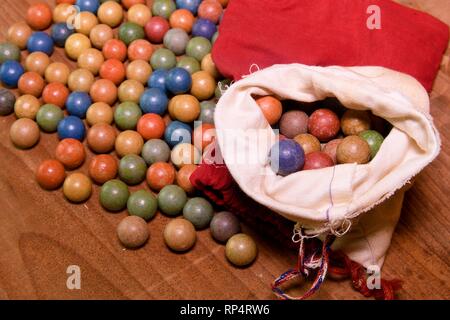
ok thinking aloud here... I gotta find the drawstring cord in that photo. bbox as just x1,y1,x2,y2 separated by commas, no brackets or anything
272,227,403,300
272,229,335,300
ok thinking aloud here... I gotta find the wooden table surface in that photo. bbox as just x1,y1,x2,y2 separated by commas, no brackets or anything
0,0,449,300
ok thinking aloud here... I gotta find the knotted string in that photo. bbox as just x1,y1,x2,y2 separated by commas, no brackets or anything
272,232,335,300
272,233,403,300
241,64,261,78
218,64,262,95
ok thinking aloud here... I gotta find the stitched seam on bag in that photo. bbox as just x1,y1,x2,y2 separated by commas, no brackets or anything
359,220,377,266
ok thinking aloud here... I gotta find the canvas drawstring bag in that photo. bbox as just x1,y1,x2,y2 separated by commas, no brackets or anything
193,64,440,299
191,0,448,299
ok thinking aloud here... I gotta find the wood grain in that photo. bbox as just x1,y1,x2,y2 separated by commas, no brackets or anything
0,0,449,300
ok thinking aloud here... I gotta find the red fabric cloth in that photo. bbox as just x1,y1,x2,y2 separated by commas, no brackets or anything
212,0,449,92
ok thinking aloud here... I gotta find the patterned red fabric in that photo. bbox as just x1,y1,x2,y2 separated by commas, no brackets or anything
328,250,403,300
212,0,449,92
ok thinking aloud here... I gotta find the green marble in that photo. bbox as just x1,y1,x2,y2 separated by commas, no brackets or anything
182,197,214,229
127,190,158,220
119,22,145,46
100,179,130,212
186,37,211,62
119,154,147,185
36,104,64,132
157,184,187,216
114,101,142,130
